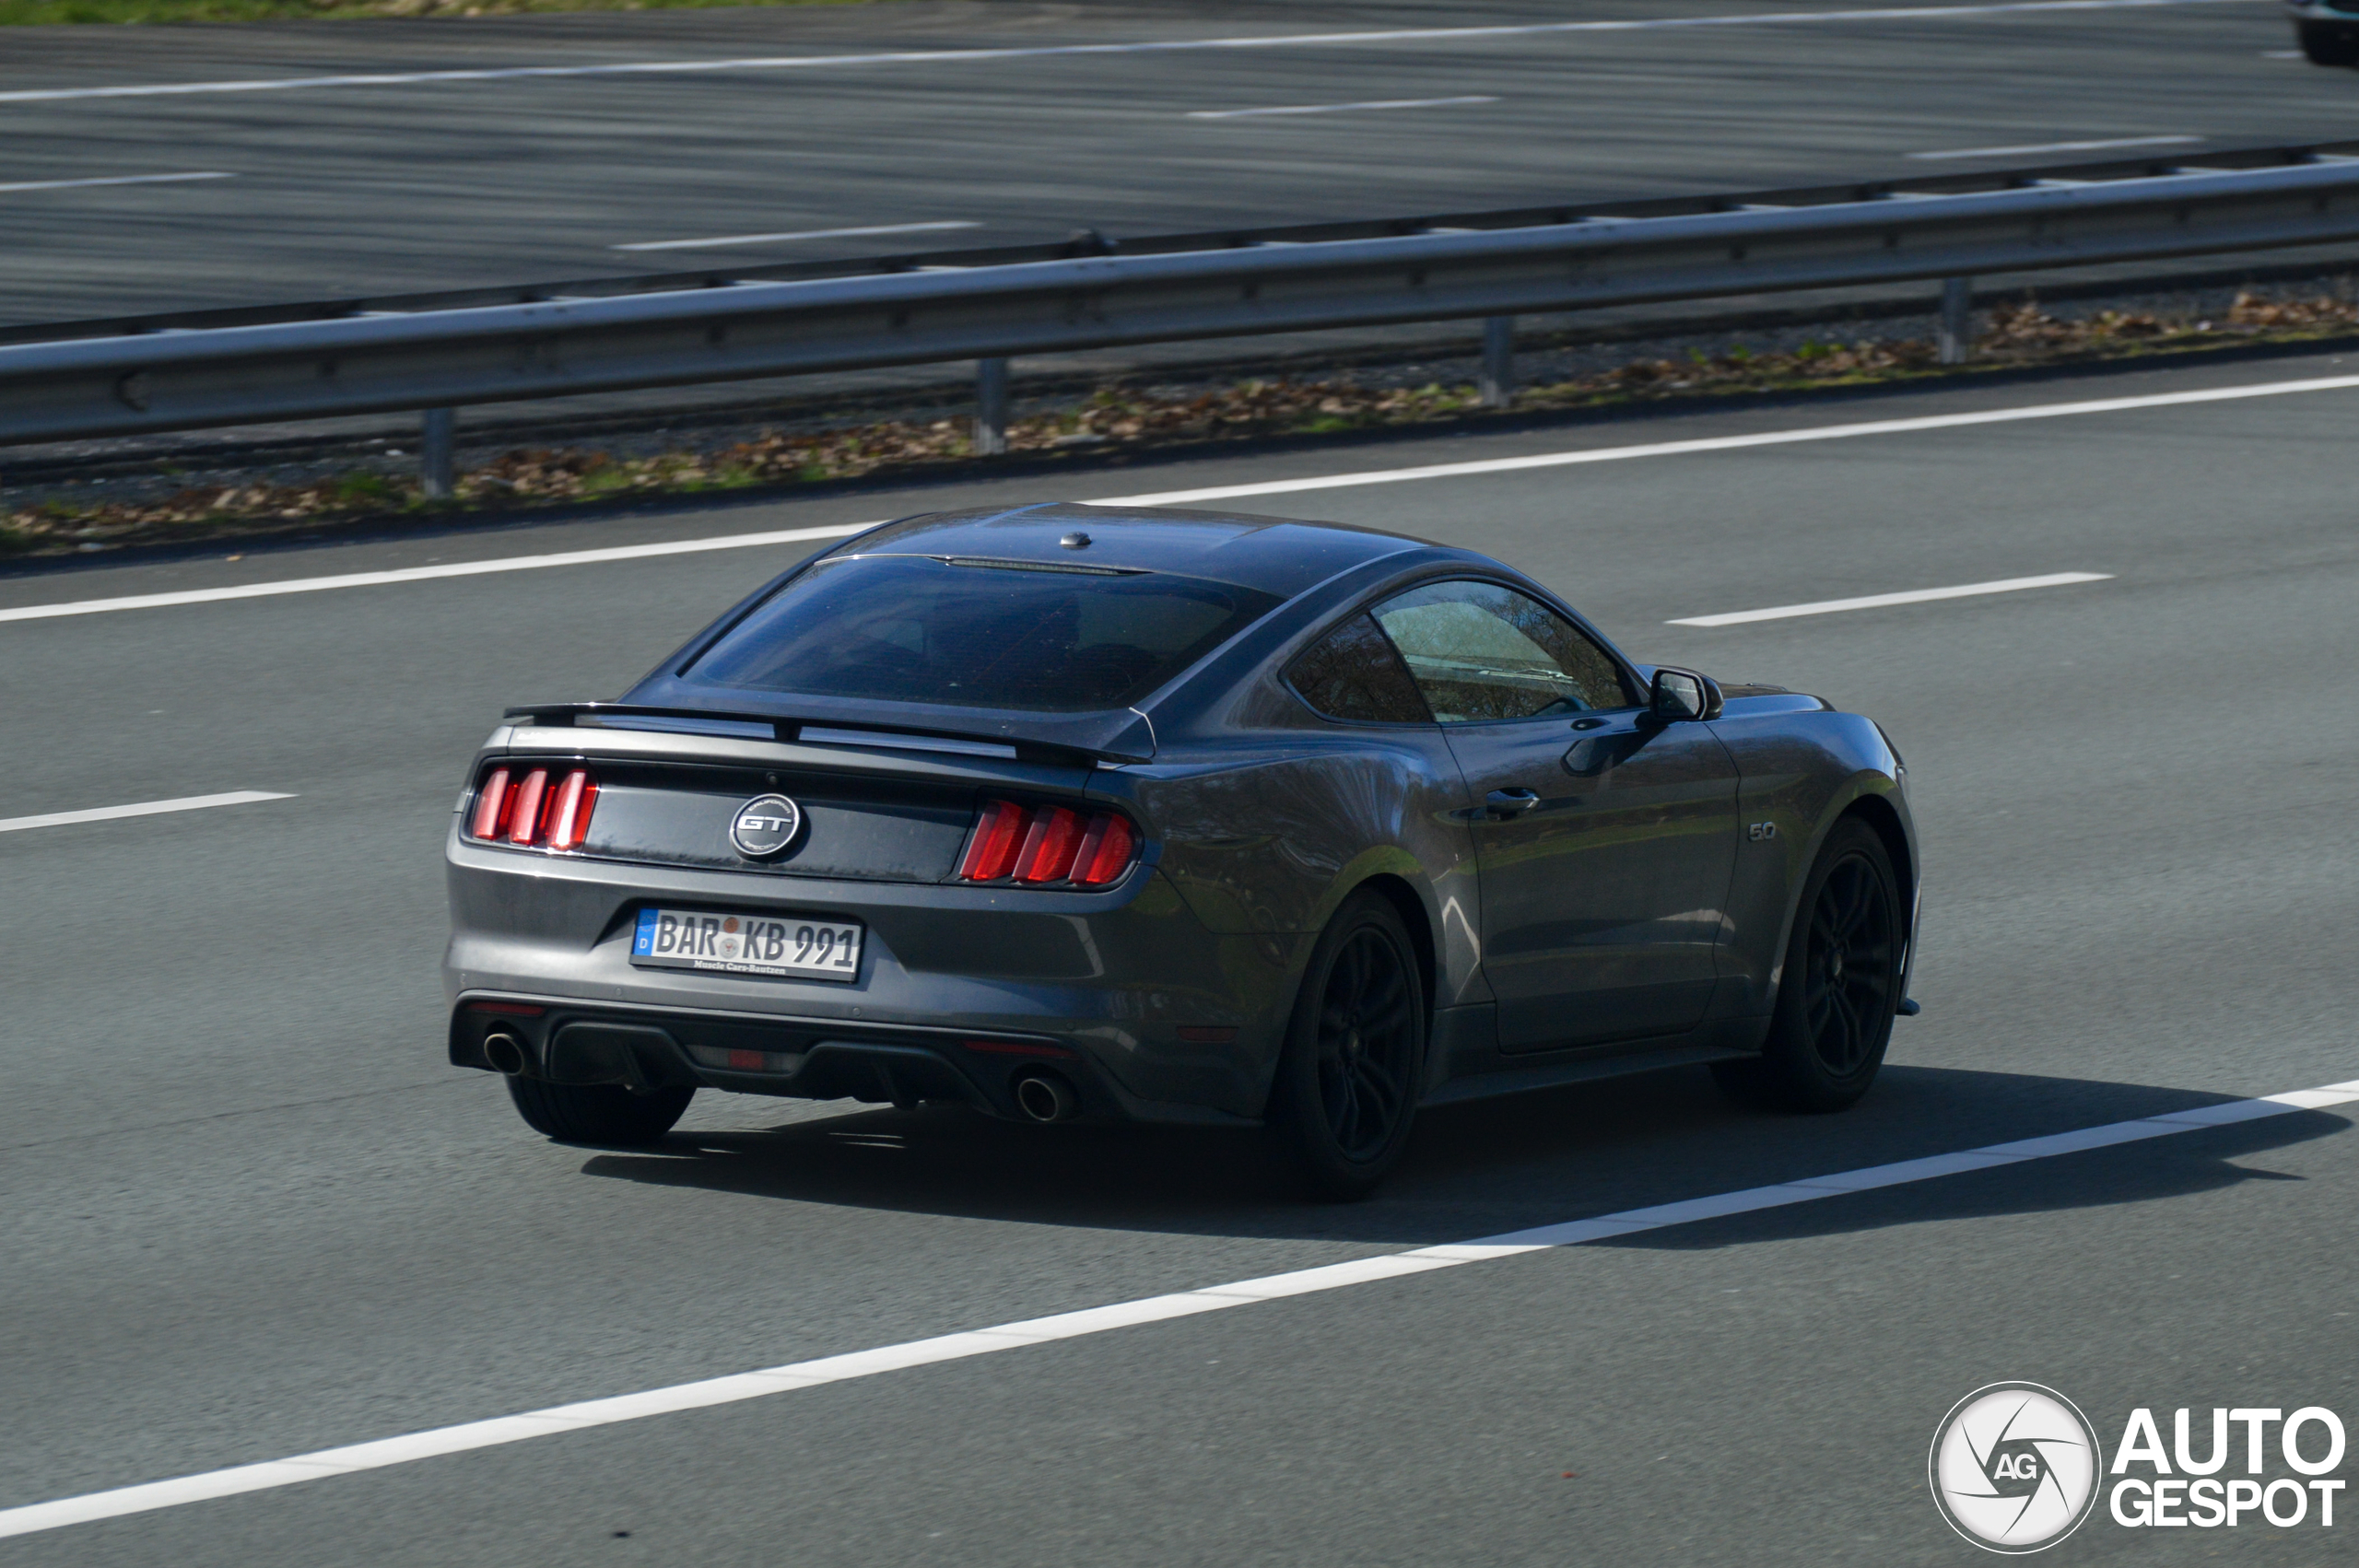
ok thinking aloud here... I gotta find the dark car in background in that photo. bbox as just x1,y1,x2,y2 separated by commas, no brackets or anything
444,502,1918,1197
2288,0,2359,64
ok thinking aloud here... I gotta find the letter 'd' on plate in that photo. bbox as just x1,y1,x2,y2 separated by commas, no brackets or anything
631,907,862,981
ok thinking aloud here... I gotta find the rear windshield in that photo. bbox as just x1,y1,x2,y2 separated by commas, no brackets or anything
684,553,1284,712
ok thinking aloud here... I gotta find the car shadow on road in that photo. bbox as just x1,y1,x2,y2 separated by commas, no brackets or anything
574,1062,2351,1248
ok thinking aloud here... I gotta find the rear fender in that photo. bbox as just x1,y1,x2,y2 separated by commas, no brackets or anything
1092,740,1485,1012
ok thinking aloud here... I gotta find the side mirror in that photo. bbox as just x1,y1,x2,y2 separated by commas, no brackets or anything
1649,666,1723,722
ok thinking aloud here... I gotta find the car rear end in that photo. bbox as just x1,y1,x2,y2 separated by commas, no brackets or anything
440,512,1344,1127
442,713,1306,1125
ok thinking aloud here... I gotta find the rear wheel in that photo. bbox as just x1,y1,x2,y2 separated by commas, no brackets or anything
1266,892,1426,1200
2299,21,2359,65
506,1077,694,1146
1712,819,1901,1113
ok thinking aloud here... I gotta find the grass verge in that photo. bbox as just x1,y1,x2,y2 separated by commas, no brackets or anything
7,292,2356,559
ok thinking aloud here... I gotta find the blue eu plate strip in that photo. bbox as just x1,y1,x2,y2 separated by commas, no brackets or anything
632,907,658,956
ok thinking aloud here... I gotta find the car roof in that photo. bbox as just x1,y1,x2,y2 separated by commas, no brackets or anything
838,501,1436,600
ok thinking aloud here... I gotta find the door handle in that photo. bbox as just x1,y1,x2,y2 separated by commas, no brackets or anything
1485,788,1543,818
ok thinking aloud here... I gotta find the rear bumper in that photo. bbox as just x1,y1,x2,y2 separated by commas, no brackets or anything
450,994,1215,1123
443,829,1309,1123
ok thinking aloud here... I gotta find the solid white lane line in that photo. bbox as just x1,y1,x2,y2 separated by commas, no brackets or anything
1665,571,2112,626
1907,134,2202,159
0,171,235,194
1088,370,2359,507
7,369,2356,630
0,523,871,627
613,220,980,252
1188,96,1498,120
0,790,293,834
2,1076,2353,1542
0,0,2267,104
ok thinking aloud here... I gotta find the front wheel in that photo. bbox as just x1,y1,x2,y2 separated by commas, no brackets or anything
1713,818,1902,1113
2299,21,2359,65
1266,891,1426,1200
506,1077,694,1146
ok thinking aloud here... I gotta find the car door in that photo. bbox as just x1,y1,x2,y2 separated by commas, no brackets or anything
1368,579,1741,1051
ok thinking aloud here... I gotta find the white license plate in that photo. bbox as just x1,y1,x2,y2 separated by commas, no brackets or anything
630,907,863,982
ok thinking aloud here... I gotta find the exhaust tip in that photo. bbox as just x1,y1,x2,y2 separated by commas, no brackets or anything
483,1031,529,1077
1013,1070,1080,1124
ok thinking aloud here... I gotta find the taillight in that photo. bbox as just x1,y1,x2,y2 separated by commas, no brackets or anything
467,765,597,851
957,798,1027,882
545,769,598,851
469,767,512,839
957,799,1139,887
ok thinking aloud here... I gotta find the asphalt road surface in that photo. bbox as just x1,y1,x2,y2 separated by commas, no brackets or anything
2,343,2354,1563
2,0,2355,324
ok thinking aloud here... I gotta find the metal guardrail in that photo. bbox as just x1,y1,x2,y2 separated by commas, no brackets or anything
5,140,2358,494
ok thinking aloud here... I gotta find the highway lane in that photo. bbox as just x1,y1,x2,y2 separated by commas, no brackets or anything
1,0,2353,324
3,349,2356,1562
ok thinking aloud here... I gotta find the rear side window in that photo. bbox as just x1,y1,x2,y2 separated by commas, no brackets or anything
1286,614,1433,724
1370,579,1633,722
684,554,1282,713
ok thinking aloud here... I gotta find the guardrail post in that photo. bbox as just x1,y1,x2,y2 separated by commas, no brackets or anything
1479,316,1515,408
974,358,1010,456
419,407,457,498
1938,278,1973,366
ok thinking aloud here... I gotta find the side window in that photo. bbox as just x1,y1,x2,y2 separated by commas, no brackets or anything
1369,579,1634,723
1285,613,1434,724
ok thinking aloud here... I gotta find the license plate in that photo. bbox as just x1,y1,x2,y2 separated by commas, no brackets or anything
630,907,863,982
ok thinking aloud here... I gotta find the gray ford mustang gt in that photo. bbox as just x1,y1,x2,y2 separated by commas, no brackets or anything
445,502,1918,1196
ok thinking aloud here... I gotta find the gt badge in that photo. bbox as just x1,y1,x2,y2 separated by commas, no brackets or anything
730,794,804,859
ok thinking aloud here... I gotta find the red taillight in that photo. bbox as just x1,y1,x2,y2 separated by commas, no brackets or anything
1074,814,1135,886
469,767,512,839
468,765,596,850
505,768,549,846
957,800,1138,887
1014,806,1085,883
957,798,1028,881
546,770,598,851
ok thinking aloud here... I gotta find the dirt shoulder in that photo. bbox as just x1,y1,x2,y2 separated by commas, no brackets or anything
0,0,871,26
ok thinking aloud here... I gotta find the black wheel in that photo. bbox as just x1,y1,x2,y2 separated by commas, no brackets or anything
506,1077,694,1146
1713,819,1901,1113
2299,21,2359,66
1266,891,1426,1200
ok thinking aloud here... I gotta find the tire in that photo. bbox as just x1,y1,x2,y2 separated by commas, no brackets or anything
2299,21,2359,66
506,1076,694,1146
1712,818,1902,1114
1266,891,1427,1200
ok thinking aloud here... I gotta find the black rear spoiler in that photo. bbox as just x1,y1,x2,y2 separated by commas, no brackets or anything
501,702,1156,763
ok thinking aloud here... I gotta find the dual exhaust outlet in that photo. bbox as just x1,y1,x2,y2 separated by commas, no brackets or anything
490,1025,1080,1124
483,1031,530,1078
1011,1069,1080,1124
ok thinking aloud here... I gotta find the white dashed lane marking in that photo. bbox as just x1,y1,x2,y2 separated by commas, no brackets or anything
1666,572,2114,626
0,790,294,834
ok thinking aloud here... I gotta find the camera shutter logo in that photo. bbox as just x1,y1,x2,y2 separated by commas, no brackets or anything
1930,1384,2105,1553
730,794,803,859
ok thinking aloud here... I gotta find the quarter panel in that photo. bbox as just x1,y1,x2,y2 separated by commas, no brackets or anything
1097,734,1485,1007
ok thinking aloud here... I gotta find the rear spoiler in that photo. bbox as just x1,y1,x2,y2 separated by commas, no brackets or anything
501,702,1156,764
